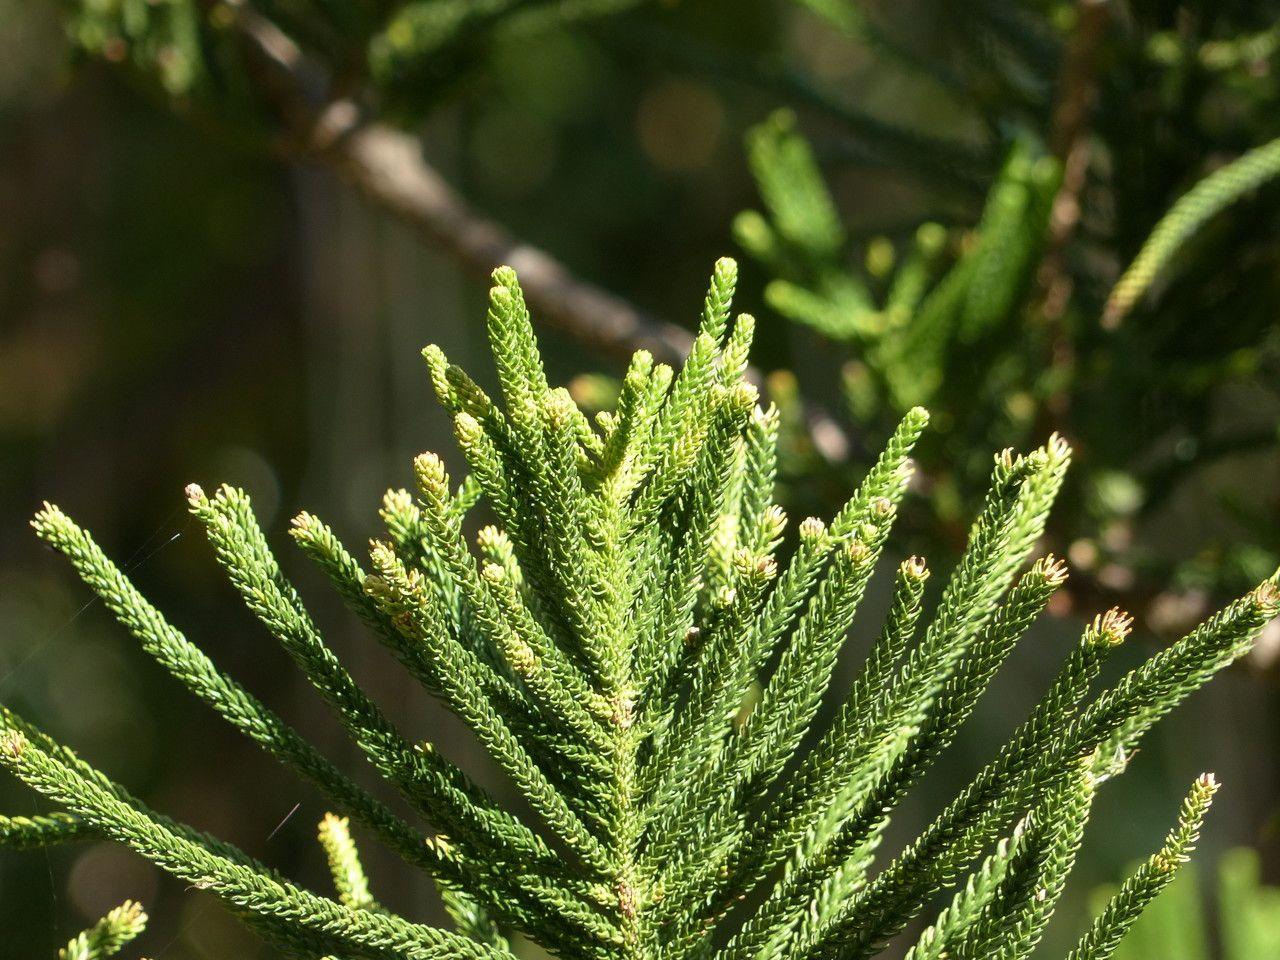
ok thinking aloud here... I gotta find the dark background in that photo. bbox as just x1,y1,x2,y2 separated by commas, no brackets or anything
1,1,1277,957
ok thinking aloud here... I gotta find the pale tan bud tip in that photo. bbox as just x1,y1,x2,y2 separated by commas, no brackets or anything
184,482,206,504
454,411,483,443
119,900,146,923
1253,581,1280,611
1195,772,1219,792
545,388,578,423
367,538,396,567
547,386,578,409
902,555,929,580
845,541,872,564
1091,607,1134,646
318,812,347,837
1025,449,1050,470
381,488,413,514
422,343,447,367
476,525,507,549
30,501,64,532
289,512,320,538
730,382,759,409
731,550,775,582
799,517,827,542
1037,555,1070,586
0,731,26,758
413,452,449,493
870,496,894,518
763,505,787,532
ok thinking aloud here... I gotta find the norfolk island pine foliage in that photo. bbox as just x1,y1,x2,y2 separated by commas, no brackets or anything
2,258,1276,960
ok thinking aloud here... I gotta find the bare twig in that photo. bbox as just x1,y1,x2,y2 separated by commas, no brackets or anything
1027,0,1109,451
324,119,697,366
223,2,694,368
218,2,858,459
1035,0,1111,323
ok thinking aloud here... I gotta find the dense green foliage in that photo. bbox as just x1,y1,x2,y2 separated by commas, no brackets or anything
736,2,1280,618
1,263,1276,959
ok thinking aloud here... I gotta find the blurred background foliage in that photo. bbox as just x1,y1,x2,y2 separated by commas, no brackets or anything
1089,846,1280,958
1,0,1278,957
733,1,1280,642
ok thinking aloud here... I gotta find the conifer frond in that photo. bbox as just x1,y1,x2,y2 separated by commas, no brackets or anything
3,260,1274,960
1067,773,1218,960
318,814,380,912
737,113,1059,416
59,900,147,960
1104,134,1280,325
0,810,93,849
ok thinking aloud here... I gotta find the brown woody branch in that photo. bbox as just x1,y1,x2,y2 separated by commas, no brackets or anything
324,121,697,366
1035,0,1111,323
223,1,694,369
220,2,855,459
